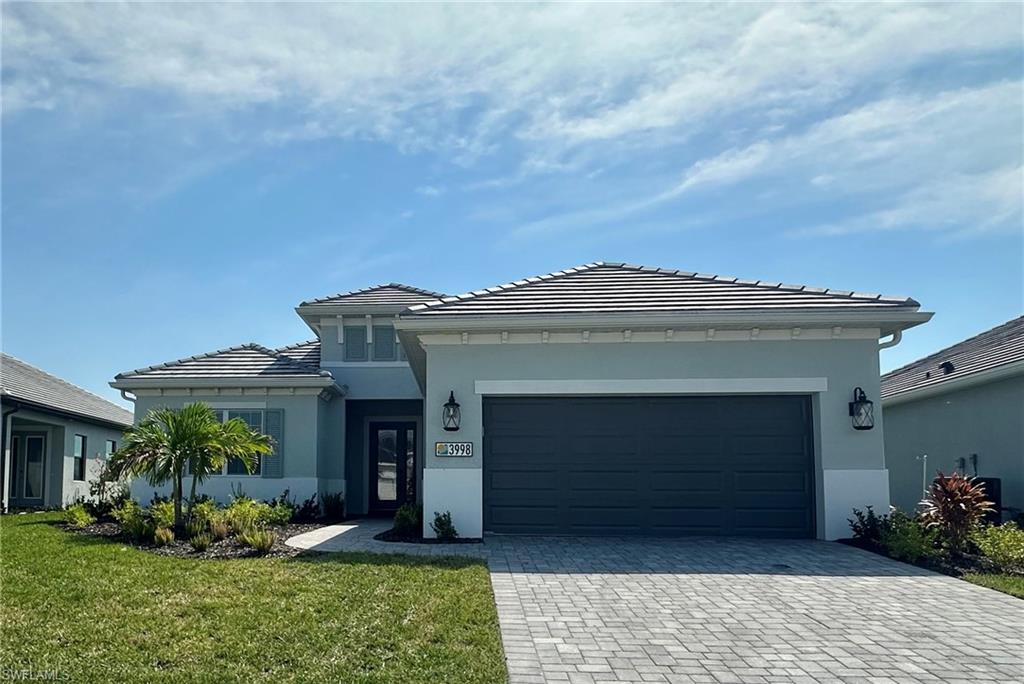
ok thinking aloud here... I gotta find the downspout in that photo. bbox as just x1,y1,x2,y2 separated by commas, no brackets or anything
878,330,902,350
119,389,137,406
1,402,21,514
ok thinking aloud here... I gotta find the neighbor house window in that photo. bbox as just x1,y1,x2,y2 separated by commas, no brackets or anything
343,325,368,361
73,434,87,481
105,439,117,457
372,325,397,361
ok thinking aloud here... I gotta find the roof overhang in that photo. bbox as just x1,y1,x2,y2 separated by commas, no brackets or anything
110,376,345,394
1,394,133,430
295,305,414,335
882,359,1024,407
396,309,933,337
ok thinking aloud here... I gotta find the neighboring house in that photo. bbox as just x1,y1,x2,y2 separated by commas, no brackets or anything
882,316,1023,521
1,354,133,511
111,262,931,540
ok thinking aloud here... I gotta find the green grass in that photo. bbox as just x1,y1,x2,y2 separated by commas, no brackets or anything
964,572,1024,599
0,513,506,683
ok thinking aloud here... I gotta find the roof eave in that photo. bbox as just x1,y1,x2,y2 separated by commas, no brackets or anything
109,377,345,394
1,394,133,430
396,309,933,335
882,359,1024,407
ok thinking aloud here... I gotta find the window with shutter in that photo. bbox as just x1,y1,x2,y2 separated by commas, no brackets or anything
343,325,368,361
372,325,397,361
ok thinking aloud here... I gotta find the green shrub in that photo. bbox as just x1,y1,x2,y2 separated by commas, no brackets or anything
239,527,276,555
393,503,422,537
849,506,884,544
188,499,219,529
321,492,345,522
261,502,294,526
190,532,213,552
63,504,96,529
430,510,458,541
920,472,994,552
153,527,175,547
973,523,1024,573
209,513,230,540
149,500,175,530
112,500,155,542
226,498,263,533
294,494,320,523
880,510,939,563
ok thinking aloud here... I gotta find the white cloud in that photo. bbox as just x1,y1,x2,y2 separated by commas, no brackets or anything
415,185,445,197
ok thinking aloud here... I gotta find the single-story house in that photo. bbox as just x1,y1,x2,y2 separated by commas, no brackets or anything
883,316,1023,521
111,262,931,540
1,353,133,511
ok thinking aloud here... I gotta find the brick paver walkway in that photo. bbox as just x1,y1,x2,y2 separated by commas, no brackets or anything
287,523,1024,683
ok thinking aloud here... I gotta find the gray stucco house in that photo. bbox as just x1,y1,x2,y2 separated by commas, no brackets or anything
111,262,932,540
1,354,133,511
883,316,1023,521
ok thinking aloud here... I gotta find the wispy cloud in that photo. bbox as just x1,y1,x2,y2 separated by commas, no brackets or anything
415,185,445,197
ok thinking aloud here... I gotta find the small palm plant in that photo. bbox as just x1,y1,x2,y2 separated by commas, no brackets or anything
108,403,273,532
919,471,994,553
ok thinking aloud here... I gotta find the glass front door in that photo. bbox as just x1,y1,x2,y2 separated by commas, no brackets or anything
11,433,45,506
369,422,416,513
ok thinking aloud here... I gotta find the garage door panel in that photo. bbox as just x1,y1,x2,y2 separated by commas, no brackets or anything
484,395,814,537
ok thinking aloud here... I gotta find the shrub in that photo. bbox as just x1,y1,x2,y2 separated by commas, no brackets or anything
321,492,345,522
294,494,320,523
849,506,884,544
209,514,230,541
63,504,96,529
112,500,155,542
225,498,263,533
190,532,213,552
86,459,129,519
154,527,175,547
880,510,939,563
149,500,175,530
188,499,219,530
430,510,458,541
973,523,1024,573
239,527,276,555
920,472,994,552
262,502,294,527
393,503,422,537
186,519,207,541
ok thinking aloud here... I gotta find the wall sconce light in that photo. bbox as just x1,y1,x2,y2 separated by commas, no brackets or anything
442,391,461,432
848,387,874,431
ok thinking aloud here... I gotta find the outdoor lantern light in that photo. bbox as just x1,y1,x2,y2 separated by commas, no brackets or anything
442,391,461,432
848,387,874,431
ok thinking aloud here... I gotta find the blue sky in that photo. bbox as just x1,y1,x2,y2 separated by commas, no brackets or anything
2,3,1022,408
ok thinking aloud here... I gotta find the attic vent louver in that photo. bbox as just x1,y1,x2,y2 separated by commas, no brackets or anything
939,361,955,375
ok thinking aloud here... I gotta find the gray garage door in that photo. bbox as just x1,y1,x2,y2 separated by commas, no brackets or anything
483,395,815,538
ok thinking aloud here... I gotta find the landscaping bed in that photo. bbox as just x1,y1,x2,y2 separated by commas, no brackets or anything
373,527,482,544
61,519,324,559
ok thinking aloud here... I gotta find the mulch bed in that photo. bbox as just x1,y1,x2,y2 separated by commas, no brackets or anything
373,528,482,544
838,537,999,577
61,521,327,560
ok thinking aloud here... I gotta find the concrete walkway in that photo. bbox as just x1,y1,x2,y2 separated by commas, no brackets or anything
286,523,1024,684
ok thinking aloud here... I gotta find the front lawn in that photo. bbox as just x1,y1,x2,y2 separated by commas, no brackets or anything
964,572,1024,599
0,512,506,683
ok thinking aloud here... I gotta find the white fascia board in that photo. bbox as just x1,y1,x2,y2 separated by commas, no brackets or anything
110,377,343,393
475,378,828,395
396,310,933,335
882,360,1024,407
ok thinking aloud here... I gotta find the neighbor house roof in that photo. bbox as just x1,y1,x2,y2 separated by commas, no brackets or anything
299,283,445,308
881,316,1024,401
1,353,133,428
113,343,334,386
405,262,921,317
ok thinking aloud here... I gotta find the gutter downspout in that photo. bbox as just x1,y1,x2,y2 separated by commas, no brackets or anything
119,389,137,406
878,330,903,350
1,402,21,513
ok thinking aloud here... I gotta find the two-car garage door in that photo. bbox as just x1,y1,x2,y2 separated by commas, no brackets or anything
483,395,815,538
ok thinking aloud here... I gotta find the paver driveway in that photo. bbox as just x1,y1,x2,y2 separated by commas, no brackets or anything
485,536,1023,684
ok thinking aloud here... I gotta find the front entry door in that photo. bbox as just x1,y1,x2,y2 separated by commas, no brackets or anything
368,422,417,514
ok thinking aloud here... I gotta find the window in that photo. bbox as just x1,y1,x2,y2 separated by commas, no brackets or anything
372,325,397,361
188,409,264,476
73,434,87,481
343,325,368,361
105,439,117,457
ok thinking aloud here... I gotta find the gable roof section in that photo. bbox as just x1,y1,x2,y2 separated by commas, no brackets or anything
275,339,321,367
405,262,921,317
114,343,332,383
1,353,133,428
300,283,445,308
881,316,1024,401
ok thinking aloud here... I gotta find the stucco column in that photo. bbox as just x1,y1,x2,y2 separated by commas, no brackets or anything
2,412,13,512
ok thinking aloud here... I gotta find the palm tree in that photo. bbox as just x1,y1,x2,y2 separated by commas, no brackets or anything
109,402,273,531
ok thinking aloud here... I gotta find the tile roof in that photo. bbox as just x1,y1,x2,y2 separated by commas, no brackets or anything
881,316,1024,400
275,340,321,367
115,343,332,381
1,353,133,428
405,262,921,317
300,283,445,308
